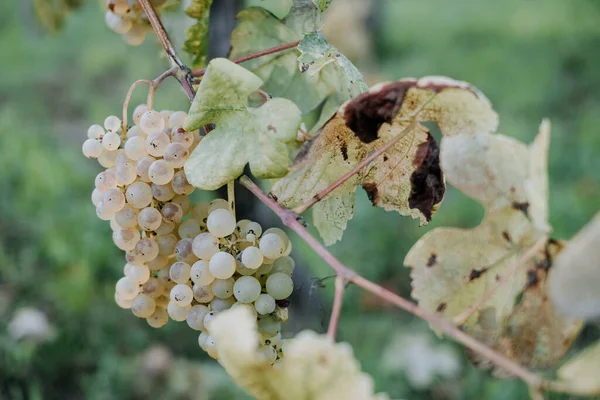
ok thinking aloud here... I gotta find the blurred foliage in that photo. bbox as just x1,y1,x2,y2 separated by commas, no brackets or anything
0,0,599,399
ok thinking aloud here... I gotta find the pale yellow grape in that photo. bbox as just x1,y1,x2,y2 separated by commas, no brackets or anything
203,311,219,331
146,254,168,270
138,207,162,231
163,143,189,168
171,127,194,148
91,188,103,206
110,217,121,231
124,136,147,160
240,221,262,238
156,268,173,287
114,204,138,228
207,199,230,213
210,297,235,312
95,171,117,192
82,139,103,158
193,284,214,303
236,219,251,233
254,262,273,277
186,304,209,331
146,132,170,157
114,151,132,167
161,203,183,223
104,115,122,132
98,148,120,168
167,301,191,321
148,160,174,185
124,263,150,284
102,188,126,213
236,261,256,276
115,293,133,309
169,261,191,284
159,110,173,123
231,302,258,319
257,316,281,338
254,293,276,315
87,124,105,139
140,110,165,135
264,228,290,247
198,331,208,349
190,260,215,286
155,219,174,235
271,256,295,276
112,228,140,251
124,25,146,46
174,238,196,264
96,201,115,221
116,276,139,300
151,183,175,202
192,202,209,222
204,335,218,359
211,278,234,299
241,246,263,269
207,208,236,238
146,307,168,328
135,155,155,182
259,233,285,259
192,233,219,260
170,283,194,306
233,276,261,303
209,252,236,279
131,294,156,318
133,104,148,125
131,237,159,263
156,234,178,255
258,345,277,364
102,131,121,151
126,181,152,208
168,111,187,128
108,0,129,15
115,163,137,186
126,125,144,139
142,278,164,298
172,195,192,215
171,171,194,195
266,272,294,300
178,218,200,239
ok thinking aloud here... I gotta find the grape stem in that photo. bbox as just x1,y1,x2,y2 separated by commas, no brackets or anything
327,274,346,340
239,175,557,393
227,181,236,220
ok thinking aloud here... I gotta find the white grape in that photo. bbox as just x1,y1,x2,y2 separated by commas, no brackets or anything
210,297,235,313
105,10,132,33
102,131,121,151
198,331,208,350
170,283,194,306
178,218,201,239
174,238,196,263
237,261,256,276
203,311,219,331
171,127,194,148
171,171,194,195
133,104,148,126
241,246,264,270
207,199,230,213
112,228,140,251
190,260,215,286
115,163,137,186
140,110,165,135
91,188,104,206
95,171,117,192
204,335,218,359
145,132,170,157
192,233,219,260
240,221,262,238
254,262,273,277
146,307,168,328
257,316,281,338
142,278,164,298
266,272,293,300
163,143,189,168
104,115,122,132
124,136,147,160
131,294,156,318
167,301,191,322
211,278,234,299
116,276,139,300
125,181,152,208
102,188,126,213
156,234,178,255
114,204,138,228
146,254,168,270
148,160,174,185
254,294,276,315
192,203,209,223
209,252,236,279
135,155,155,182
258,345,277,364
193,284,214,303
233,276,262,303
126,125,145,139
207,208,236,238
115,293,133,309
151,183,175,202
259,233,285,259
124,263,150,284
168,111,187,128
172,195,191,215
186,304,209,331
82,139,103,158
161,203,183,223
169,261,191,284
272,256,295,276
137,207,162,231
124,25,146,46
96,201,115,221
97,149,121,168
159,110,173,123
155,219,175,235
130,237,159,263
110,217,122,231
87,124,105,139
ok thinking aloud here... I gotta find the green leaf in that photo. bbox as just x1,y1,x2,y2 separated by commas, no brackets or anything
183,0,213,68
247,0,293,19
184,58,302,190
312,0,332,12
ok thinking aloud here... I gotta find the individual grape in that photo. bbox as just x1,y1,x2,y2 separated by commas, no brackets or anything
98,148,121,168
167,111,187,128
148,160,174,185
102,188,126,213
156,234,178,255
236,260,256,276
178,218,201,239
207,199,230,213
170,283,194,306
254,293,276,315
236,219,251,233
87,124,105,139
133,104,148,126
104,115,122,132
135,155,155,182
169,261,191,284
192,203,209,224
126,181,152,208
142,278,164,298
266,273,294,300
91,188,104,206
211,278,234,299
124,25,146,46
171,127,194,148
115,293,133,309
174,238,196,263
272,256,295,276
231,302,258,319
95,171,117,192
146,254,168,270
96,201,115,221
192,233,219,260
167,301,191,322
163,143,189,168
210,297,235,313
171,171,194,195
190,260,215,286
140,110,165,135
146,307,168,328
155,219,175,235
138,207,162,231
209,252,236,279
233,276,262,303
115,204,138,228
105,10,132,33
110,216,122,231
102,131,121,151
129,237,159,263
159,110,173,123
203,311,219,331
254,262,273,277
172,195,192,215
116,276,139,300
193,284,214,303
198,331,208,350
124,263,150,284
151,183,175,202
207,208,236,238
126,125,145,139
186,304,209,331
259,233,285,259
257,316,281,338
82,139,103,158
131,294,156,318
204,335,219,359
124,136,147,160
240,221,262,239
146,132,170,157
258,345,277,364
112,228,140,251
161,203,183,223
241,246,264,270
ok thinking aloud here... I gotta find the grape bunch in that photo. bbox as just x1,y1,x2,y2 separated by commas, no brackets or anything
82,107,294,363
104,0,168,46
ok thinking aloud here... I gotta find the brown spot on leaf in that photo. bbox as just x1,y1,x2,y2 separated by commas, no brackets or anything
502,231,512,242
383,155,388,162
469,268,488,281
362,182,378,204
427,253,437,267
526,269,539,288
512,201,530,217
436,302,447,312
267,124,276,132
343,80,417,143
340,142,348,161
408,133,445,221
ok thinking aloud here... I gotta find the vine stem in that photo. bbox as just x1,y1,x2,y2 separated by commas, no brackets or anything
239,175,550,391
191,41,301,78
327,275,346,340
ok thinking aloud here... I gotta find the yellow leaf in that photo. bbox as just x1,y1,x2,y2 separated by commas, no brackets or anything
557,339,600,395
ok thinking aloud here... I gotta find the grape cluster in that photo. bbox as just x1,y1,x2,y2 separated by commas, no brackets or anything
82,107,294,363
104,0,167,46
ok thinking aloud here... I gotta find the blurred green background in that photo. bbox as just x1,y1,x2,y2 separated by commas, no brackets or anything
1,0,599,399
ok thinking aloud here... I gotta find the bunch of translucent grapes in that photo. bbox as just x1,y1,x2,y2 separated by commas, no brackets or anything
82,108,294,363
104,0,168,46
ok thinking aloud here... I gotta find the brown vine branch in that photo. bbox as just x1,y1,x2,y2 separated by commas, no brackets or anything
239,175,550,391
327,275,346,340
191,40,301,77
